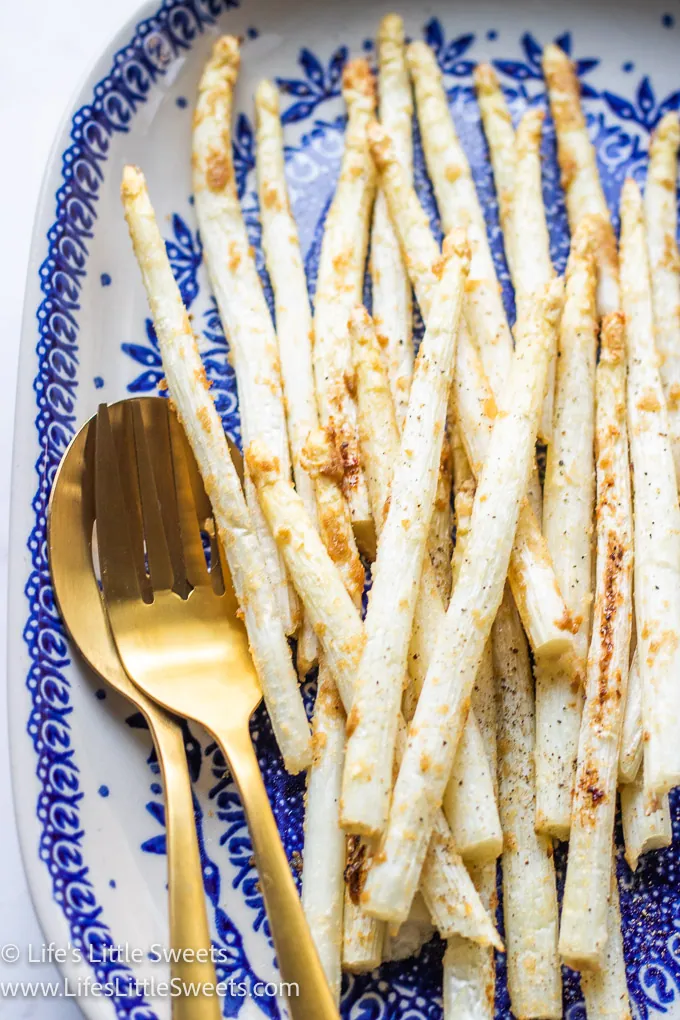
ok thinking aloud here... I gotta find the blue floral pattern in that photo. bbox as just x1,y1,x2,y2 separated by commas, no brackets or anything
24,2,243,1018
277,46,348,124
424,18,475,77
22,2,680,1018
492,28,600,95
601,76,680,132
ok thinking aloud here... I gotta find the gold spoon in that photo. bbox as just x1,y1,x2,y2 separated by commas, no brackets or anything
91,396,339,1020
48,402,221,1020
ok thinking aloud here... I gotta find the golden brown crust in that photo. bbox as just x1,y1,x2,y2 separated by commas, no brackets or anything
367,119,392,171
515,108,544,161
301,427,346,484
342,57,375,105
473,62,501,96
245,440,281,485
120,164,145,202
442,227,471,264
542,43,585,134
344,835,368,905
599,311,625,365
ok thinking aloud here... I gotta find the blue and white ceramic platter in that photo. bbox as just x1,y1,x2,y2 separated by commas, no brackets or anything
8,0,680,1017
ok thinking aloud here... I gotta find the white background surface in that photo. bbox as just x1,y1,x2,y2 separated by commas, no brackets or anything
0,4,143,1015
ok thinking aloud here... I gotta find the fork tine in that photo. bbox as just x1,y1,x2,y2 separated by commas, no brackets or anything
206,517,226,596
131,402,176,593
138,400,188,597
114,403,148,587
180,424,225,595
95,403,145,605
167,411,211,589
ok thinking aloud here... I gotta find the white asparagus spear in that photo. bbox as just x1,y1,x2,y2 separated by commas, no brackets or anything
394,714,501,949
620,177,680,797
444,483,502,864
390,42,458,599
371,13,414,427
302,661,346,999
559,308,633,969
443,699,502,864
341,233,469,836
620,767,672,871
452,323,577,659
542,42,620,316
342,833,385,973
443,863,496,1020
428,449,455,603
406,40,513,397
350,305,449,696
245,446,502,948
474,62,516,281
423,814,502,948
535,218,598,839
351,307,502,862
254,78,319,673
443,544,499,1018
192,37,299,634
472,70,557,488
313,58,376,546
301,429,366,603
408,47,553,475
362,279,563,925
369,121,577,660
619,647,643,785
350,306,401,531
495,587,562,1017
299,428,382,974
372,20,454,595
580,861,633,1020
357,31,454,601
645,112,680,483
120,165,311,773
513,109,557,443
249,439,360,711
453,403,557,1016
408,43,540,538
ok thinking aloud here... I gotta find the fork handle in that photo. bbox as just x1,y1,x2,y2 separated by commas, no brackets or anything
215,721,340,1020
151,710,222,1020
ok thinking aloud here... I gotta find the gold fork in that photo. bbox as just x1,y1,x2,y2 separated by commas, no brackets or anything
48,404,221,1020
93,397,339,1020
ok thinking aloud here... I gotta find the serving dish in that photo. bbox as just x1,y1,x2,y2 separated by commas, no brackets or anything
8,0,680,1016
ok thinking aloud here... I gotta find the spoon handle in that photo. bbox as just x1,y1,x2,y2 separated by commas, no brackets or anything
214,720,340,1020
151,710,222,1020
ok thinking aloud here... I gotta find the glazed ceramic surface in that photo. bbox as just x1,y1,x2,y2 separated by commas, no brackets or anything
8,0,680,1016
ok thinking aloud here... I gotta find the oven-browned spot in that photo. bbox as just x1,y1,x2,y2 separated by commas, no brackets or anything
593,535,625,727
668,383,680,412
346,704,360,739
194,361,211,392
662,232,680,273
228,241,241,273
206,150,232,192
556,606,581,634
545,54,584,133
196,406,212,435
345,836,368,905
637,390,662,413
291,850,303,875
262,185,282,211
575,763,606,828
